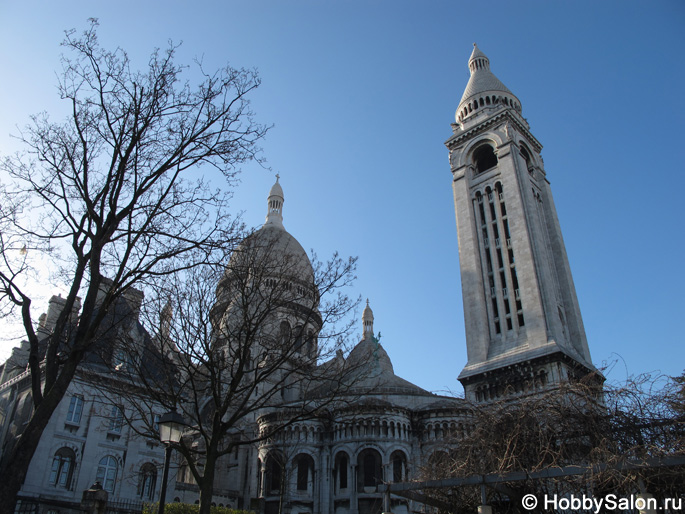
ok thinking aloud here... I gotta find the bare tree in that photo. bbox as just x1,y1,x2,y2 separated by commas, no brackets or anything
416,376,685,513
0,19,267,508
94,228,359,514
668,370,685,416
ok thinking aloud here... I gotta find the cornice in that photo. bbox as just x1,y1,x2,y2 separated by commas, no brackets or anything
458,350,596,386
445,110,542,154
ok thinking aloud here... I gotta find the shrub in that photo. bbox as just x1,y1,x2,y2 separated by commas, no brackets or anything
142,503,253,514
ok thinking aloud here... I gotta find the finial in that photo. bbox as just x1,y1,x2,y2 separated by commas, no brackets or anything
275,173,280,182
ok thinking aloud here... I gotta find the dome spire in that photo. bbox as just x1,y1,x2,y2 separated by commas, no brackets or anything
265,174,284,227
362,299,374,340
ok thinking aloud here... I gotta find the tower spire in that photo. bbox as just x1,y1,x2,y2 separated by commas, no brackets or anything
362,299,374,340
265,174,284,227
456,44,521,124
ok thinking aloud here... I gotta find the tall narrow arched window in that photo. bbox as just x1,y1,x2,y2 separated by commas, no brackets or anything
520,144,533,172
305,330,315,358
265,452,284,495
473,144,498,174
138,463,157,500
279,320,291,347
334,452,349,491
390,450,407,483
96,456,118,493
293,325,304,354
49,447,76,489
294,454,314,492
357,449,382,491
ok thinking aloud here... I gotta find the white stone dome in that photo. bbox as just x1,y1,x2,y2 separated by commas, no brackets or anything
236,223,315,285
217,177,316,304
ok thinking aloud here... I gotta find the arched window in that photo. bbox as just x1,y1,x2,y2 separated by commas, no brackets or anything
138,463,157,500
294,454,314,492
357,448,382,492
49,447,76,489
293,325,304,353
96,456,118,493
265,452,284,495
473,144,498,174
334,452,349,491
305,330,315,358
390,450,407,483
520,144,532,169
279,320,291,347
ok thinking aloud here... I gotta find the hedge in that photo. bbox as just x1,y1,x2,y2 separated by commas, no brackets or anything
142,503,253,514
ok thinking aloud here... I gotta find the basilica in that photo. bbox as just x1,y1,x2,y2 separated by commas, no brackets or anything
0,44,599,514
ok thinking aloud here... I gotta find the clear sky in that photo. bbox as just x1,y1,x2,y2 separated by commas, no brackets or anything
1,1,683,394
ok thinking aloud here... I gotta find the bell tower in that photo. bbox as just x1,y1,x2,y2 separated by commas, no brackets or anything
447,44,600,402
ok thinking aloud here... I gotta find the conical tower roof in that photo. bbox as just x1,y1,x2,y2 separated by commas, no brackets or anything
457,44,521,122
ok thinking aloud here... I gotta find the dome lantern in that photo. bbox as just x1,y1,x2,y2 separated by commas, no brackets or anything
362,299,374,340
265,174,284,227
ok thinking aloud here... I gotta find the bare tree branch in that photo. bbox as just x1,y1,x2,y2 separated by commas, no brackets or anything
0,19,268,508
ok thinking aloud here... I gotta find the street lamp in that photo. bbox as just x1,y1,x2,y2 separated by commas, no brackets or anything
157,410,185,514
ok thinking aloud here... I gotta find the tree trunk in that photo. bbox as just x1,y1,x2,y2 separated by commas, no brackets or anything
198,454,217,514
0,391,63,513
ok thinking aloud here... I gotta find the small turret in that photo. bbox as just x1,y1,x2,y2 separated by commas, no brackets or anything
265,175,284,227
160,300,173,340
362,299,374,340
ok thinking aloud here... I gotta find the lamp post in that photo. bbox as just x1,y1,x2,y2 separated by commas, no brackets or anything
157,410,185,514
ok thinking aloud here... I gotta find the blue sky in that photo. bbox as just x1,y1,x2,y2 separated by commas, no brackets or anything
1,1,683,394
